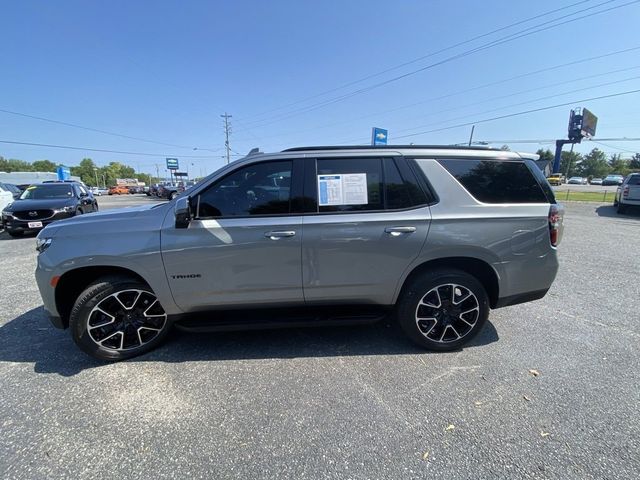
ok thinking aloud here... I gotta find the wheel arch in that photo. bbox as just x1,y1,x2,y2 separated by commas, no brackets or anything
55,266,148,328
395,257,500,308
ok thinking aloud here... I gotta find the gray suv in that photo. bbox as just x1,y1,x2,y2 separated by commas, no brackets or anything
34,145,563,360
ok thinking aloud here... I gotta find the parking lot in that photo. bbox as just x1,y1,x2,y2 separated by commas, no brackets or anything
1,196,639,479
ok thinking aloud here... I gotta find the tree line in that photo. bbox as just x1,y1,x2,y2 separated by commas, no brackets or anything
536,148,640,179
0,156,154,187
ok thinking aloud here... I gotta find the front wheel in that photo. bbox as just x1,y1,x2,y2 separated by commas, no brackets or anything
69,276,171,361
396,269,489,351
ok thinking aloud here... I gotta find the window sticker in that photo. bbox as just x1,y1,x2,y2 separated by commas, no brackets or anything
317,173,368,206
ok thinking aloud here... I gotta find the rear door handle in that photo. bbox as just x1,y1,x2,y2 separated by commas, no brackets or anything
265,230,296,240
384,226,417,236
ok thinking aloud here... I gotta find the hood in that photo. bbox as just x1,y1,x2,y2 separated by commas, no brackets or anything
3,198,75,211
41,203,170,236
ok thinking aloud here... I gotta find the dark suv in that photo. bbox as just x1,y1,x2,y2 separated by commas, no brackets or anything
34,145,562,360
2,181,98,237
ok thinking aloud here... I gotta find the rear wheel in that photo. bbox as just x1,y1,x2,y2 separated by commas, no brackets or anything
69,276,171,361
396,269,489,351
617,203,627,214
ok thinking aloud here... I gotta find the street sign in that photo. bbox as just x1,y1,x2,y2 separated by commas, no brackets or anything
581,108,597,138
174,172,188,177
166,158,179,170
371,127,388,146
56,166,71,181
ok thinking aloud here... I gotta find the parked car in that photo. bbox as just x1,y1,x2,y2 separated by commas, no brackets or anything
590,178,603,185
547,173,565,186
568,176,587,185
0,184,14,217
158,183,183,200
2,181,98,237
34,145,563,360
603,174,624,186
0,182,22,199
90,187,109,196
614,173,640,214
108,185,130,195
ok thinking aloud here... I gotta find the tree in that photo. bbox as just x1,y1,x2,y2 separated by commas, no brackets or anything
576,148,610,178
608,153,629,176
536,148,554,163
31,159,58,172
560,151,582,177
70,158,99,185
628,153,640,171
0,157,34,172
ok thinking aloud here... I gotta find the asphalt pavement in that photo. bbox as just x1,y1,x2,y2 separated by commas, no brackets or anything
0,197,638,479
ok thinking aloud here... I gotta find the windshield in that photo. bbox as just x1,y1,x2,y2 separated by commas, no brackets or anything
19,184,73,200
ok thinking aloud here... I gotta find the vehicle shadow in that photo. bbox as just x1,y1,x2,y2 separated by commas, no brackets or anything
0,230,38,241
595,205,640,219
0,306,499,377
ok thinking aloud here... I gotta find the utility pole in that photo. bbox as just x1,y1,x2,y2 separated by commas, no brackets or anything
468,125,475,147
221,112,232,164
155,164,160,183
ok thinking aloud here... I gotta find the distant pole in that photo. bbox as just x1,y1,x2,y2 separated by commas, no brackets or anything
468,125,475,147
93,167,98,187
155,164,160,182
221,112,232,164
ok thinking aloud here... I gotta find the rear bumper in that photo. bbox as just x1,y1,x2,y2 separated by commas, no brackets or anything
495,288,549,308
620,198,640,206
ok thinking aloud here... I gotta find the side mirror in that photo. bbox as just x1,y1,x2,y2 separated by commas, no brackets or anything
175,196,192,229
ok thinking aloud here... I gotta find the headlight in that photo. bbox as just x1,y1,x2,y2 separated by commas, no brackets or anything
53,206,75,214
36,237,52,253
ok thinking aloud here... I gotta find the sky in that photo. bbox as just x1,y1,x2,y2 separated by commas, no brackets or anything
1,0,640,176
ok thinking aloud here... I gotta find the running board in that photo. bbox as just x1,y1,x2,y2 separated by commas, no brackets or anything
172,306,390,333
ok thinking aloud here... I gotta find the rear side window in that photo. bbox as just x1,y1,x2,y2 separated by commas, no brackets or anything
437,159,548,204
627,175,640,185
316,158,383,212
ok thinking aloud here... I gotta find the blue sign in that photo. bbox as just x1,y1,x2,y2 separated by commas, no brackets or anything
166,158,179,170
371,127,388,146
56,166,71,181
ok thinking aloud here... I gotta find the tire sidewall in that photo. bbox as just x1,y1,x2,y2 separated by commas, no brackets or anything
397,269,489,351
70,278,171,361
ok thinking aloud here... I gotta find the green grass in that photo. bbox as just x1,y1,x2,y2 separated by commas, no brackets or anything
553,190,616,202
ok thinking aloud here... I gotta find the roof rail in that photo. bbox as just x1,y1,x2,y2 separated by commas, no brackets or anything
282,144,500,152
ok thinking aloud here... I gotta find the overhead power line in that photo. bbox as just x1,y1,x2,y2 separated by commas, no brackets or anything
237,0,639,130
0,108,222,153
236,0,596,122
0,140,223,158
391,88,640,140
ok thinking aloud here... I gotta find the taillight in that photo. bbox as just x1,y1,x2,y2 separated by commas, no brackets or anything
548,204,561,247
623,186,629,198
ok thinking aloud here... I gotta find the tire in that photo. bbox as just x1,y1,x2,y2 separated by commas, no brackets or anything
396,269,489,351
617,203,627,214
613,198,618,207
69,276,171,361
7,230,23,238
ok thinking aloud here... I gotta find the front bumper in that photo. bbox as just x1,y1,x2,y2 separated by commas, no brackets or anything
2,211,73,233
35,256,65,328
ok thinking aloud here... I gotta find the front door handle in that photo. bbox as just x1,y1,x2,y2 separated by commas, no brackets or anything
384,226,417,236
265,230,296,240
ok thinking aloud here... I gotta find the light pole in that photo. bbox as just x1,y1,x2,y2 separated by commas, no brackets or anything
93,167,99,188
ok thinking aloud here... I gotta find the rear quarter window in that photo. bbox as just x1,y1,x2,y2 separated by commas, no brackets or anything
437,158,549,204
627,175,640,185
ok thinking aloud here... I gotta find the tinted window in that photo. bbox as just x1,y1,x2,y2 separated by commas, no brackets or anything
316,158,383,212
196,161,292,217
524,159,556,203
438,159,548,204
627,175,640,185
384,159,429,209
19,184,73,200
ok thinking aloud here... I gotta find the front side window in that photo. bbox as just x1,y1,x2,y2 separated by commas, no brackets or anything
195,161,292,218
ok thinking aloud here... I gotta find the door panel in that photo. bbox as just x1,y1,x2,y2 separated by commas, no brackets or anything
162,215,303,311
302,209,430,304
